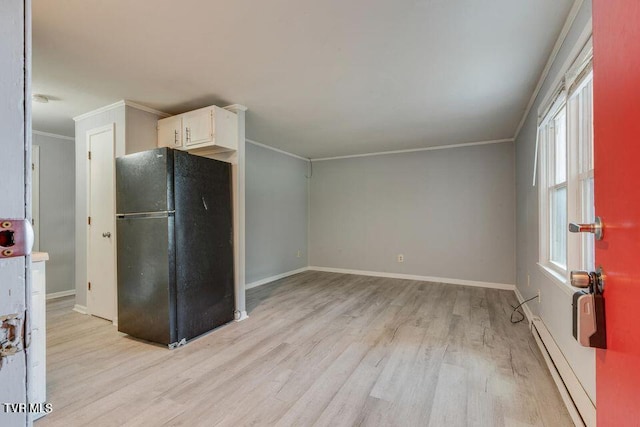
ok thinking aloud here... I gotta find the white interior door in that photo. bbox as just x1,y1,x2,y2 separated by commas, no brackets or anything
32,145,40,251
87,124,116,321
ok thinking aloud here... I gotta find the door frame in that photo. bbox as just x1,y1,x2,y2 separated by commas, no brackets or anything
86,123,117,323
0,0,31,425
32,144,40,251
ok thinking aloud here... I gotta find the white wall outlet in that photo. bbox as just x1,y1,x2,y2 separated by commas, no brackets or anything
296,250,302,258
397,254,404,263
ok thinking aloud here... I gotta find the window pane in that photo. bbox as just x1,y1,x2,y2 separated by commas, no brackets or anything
554,109,567,184
550,185,567,267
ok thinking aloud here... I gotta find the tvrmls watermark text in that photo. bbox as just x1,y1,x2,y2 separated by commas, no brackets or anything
2,402,52,414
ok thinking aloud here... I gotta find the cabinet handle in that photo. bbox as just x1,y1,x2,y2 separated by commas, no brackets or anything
185,127,190,143
174,130,178,145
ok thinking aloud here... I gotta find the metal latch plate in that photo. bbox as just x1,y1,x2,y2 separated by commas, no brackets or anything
0,219,34,258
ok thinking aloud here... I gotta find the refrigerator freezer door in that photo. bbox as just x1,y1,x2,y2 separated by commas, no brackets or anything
116,147,174,215
116,214,177,345
174,151,235,340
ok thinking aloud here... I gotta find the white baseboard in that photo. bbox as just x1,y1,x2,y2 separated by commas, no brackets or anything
531,319,593,426
307,266,516,291
246,267,310,290
73,304,88,315
46,289,76,300
514,287,593,425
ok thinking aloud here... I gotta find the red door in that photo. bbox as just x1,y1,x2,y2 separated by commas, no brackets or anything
593,1,640,424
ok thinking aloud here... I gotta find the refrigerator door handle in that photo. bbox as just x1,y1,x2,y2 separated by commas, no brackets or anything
116,211,175,219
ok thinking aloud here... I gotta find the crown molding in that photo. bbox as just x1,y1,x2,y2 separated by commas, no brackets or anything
310,138,514,162
124,100,170,118
246,138,309,162
73,100,170,122
224,104,248,112
73,100,123,122
32,130,74,141
513,0,585,140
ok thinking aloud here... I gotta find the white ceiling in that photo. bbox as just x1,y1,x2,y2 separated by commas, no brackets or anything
32,0,574,158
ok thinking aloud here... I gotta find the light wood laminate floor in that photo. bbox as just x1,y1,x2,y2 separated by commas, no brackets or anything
38,271,572,426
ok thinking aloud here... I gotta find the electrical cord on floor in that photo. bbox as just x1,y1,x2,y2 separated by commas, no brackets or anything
510,295,539,324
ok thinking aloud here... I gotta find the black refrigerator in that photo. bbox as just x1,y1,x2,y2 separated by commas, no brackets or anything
115,147,234,348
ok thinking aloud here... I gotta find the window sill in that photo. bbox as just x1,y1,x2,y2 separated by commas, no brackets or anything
537,263,575,297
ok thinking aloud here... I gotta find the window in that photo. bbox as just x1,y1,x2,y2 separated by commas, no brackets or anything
568,73,595,272
539,98,569,275
538,64,594,285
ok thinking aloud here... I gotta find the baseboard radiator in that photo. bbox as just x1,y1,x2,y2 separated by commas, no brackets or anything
530,318,595,427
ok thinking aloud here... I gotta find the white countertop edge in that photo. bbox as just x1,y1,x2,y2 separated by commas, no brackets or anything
32,252,50,262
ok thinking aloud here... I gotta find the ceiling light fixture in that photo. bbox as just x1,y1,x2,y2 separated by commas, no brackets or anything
32,94,50,104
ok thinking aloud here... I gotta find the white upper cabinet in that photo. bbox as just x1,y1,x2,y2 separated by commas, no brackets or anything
157,115,183,149
157,105,237,154
183,108,213,147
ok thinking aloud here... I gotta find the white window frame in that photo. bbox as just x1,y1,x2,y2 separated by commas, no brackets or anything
538,94,569,283
567,70,595,274
538,48,594,289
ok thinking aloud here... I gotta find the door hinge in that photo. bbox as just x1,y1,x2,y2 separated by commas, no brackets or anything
32,163,35,171
88,282,91,291
88,216,91,226
88,151,92,160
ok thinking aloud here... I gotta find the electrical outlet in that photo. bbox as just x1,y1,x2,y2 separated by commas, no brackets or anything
397,254,404,263
296,250,302,258
527,274,530,286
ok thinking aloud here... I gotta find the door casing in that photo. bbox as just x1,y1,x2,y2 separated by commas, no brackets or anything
32,144,40,251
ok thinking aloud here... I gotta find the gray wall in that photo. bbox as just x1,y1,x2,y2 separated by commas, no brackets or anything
309,142,516,285
33,132,75,295
246,142,309,284
515,1,595,401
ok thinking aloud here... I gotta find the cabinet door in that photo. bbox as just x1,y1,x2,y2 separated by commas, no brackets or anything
158,116,183,149
183,109,214,146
